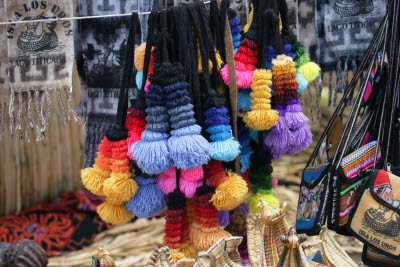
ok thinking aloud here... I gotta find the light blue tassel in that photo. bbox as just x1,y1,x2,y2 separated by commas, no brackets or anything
126,177,166,218
296,73,309,93
237,90,252,111
136,71,143,89
211,137,241,162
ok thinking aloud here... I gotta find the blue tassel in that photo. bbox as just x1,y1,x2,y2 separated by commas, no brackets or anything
132,130,173,174
207,125,232,135
168,125,212,170
237,90,252,111
126,176,166,218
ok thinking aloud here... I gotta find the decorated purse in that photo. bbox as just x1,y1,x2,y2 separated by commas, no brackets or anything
348,170,400,260
326,51,382,234
296,162,331,235
329,141,382,234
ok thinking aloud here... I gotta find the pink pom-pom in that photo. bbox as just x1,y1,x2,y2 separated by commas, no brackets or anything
157,171,204,198
162,167,204,181
221,65,254,88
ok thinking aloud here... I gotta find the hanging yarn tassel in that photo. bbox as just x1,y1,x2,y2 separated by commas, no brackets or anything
246,149,279,213
131,63,174,174
81,136,112,196
243,69,278,131
221,11,259,88
290,41,321,83
203,90,240,162
265,105,293,160
157,169,201,198
296,73,308,93
221,38,258,88
97,126,138,225
298,62,321,83
126,175,165,218
228,8,241,55
190,183,231,251
165,186,198,261
165,64,212,170
165,169,198,261
206,161,247,211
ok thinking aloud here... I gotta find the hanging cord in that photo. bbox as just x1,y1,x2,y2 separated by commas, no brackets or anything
382,0,400,168
141,11,158,91
188,3,214,96
185,5,203,127
332,12,390,171
116,13,141,127
206,1,234,130
306,14,388,167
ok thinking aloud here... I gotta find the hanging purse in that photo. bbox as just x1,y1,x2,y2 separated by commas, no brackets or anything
326,17,389,234
296,13,389,235
348,170,400,260
347,0,400,258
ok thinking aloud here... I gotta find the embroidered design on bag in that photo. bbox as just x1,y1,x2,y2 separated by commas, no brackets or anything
340,141,381,178
296,184,324,228
362,205,400,241
339,177,365,226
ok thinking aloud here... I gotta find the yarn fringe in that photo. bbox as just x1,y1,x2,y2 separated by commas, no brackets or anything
8,88,78,142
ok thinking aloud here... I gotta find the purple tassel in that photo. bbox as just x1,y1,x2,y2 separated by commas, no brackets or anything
265,105,293,157
286,124,312,155
218,210,230,226
285,99,309,129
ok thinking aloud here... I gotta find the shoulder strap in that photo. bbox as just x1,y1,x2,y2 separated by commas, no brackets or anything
117,13,141,127
306,14,388,167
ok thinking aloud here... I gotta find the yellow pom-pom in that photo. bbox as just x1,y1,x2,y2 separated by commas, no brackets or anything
97,201,133,225
211,170,248,211
246,193,279,213
170,241,198,262
81,164,111,196
134,42,147,71
298,61,321,83
243,3,254,33
103,172,138,202
190,222,231,251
